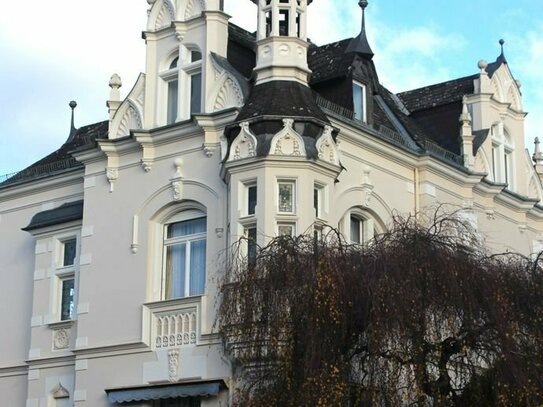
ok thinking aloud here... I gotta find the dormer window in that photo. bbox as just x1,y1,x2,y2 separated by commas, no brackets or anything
353,81,367,122
490,124,515,189
161,48,202,125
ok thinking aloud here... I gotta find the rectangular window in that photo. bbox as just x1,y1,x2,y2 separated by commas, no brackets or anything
278,181,295,213
248,185,257,216
167,80,179,124
350,215,363,244
504,152,511,186
164,217,206,299
353,82,366,122
62,239,77,267
245,225,257,264
190,73,202,115
60,277,75,321
278,223,295,237
314,184,324,218
492,146,498,182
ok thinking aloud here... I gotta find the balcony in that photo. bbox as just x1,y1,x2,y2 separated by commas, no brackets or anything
144,297,201,350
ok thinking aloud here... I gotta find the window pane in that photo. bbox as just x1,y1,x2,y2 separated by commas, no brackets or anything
247,227,257,264
169,57,179,69
189,239,206,296
350,215,362,244
314,187,319,217
190,73,202,115
353,83,364,121
61,278,75,321
168,218,206,238
167,80,179,124
278,182,294,213
166,244,186,299
248,185,257,215
63,239,77,266
278,224,294,237
191,51,202,62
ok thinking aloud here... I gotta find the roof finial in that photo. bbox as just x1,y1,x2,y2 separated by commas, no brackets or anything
68,101,77,141
346,0,374,59
533,137,543,166
499,38,505,55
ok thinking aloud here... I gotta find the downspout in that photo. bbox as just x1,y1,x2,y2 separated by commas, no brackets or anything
414,167,420,215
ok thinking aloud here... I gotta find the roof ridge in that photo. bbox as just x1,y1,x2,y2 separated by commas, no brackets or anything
398,74,477,96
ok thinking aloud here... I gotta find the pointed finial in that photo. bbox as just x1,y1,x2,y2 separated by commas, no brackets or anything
68,101,77,141
346,0,374,58
534,137,543,165
499,39,505,53
459,95,472,125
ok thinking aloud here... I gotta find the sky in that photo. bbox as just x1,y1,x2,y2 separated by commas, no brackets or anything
0,0,542,176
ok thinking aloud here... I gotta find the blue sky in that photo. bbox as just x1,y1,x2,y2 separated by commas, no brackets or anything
0,0,541,176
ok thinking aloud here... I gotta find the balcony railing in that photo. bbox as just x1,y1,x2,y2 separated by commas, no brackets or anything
154,308,197,349
144,298,201,350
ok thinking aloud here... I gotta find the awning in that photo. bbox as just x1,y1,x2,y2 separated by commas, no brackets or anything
105,380,226,404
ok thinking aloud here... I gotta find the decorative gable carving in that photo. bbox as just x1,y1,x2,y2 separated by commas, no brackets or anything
185,0,205,20
52,382,70,399
228,122,257,162
207,56,245,112
148,0,176,31
270,119,306,157
109,74,146,140
316,125,340,165
213,78,244,112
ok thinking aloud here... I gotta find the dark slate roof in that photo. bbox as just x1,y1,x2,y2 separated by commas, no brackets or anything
308,39,354,84
1,121,108,187
236,81,330,123
23,200,84,231
486,52,507,78
227,23,256,79
397,75,477,113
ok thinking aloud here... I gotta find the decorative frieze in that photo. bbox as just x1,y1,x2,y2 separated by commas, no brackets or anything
154,308,198,349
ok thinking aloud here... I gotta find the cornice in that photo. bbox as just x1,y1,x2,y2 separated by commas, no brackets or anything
0,363,27,378
0,170,83,202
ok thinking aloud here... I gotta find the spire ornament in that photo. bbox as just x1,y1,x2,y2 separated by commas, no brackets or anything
67,101,77,142
346,0,374,58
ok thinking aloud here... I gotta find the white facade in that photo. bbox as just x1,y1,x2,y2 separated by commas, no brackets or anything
1,1,543,406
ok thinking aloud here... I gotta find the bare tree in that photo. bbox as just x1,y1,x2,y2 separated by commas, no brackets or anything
219,211,543,406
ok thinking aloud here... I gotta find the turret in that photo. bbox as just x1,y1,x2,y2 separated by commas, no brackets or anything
251,0,312,86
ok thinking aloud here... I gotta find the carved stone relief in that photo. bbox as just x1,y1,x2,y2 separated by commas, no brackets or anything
228,122,257,162
168,349,180,383
270,119,306,157
53,329,70,350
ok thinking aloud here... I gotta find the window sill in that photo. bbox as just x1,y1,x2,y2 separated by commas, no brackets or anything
47,320,74,330
145,295,203,311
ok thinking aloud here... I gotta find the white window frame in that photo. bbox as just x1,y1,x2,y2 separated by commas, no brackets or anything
314,183,326,219
160,46,203,125
52,232,80,323
353,80,367,122
277,179,297,214
161,211,207,300
277,222,296,237
240,179,258,218
341,208,377,245
490,124,515,189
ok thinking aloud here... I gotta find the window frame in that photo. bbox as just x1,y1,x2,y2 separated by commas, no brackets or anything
161,211,207,301
160,46,203,125
352,80,367,122
277,179,297,214
53,232,80,323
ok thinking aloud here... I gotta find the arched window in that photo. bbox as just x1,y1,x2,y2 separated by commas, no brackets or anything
490,124,515,189
341,207,381,245
162,210,207,299
160,48,203,125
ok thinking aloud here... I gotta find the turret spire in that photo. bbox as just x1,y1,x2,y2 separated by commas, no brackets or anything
68,101,77,142
346,0,374,59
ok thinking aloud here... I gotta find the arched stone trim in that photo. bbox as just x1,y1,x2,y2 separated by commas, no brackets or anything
208,73,244,112
110,74,146,139
147,0,176,31
490,76,504,102
315,125,340,166
474,149,491,177
506,84,522,111
270,119,307,157
228,122,257,162
176,0,206,21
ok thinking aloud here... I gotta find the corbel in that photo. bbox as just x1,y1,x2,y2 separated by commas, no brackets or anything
134,131,155,172
171,158,184,201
